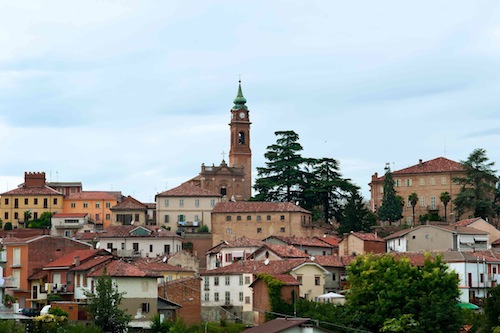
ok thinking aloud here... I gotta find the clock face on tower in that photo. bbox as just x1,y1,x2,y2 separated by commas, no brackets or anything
239,112,245,119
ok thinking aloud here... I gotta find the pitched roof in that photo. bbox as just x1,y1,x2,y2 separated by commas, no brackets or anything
393,157,462,175
110,196,147,210
314,255,345,267
253,244,310,259
97,225,180,239
43,249,105,269
318,236,340,247
207,236,263,254
199,258,310,276
65,191,121,201
71,255,114,271
212,201,311,214
451,218,483,227
385,225,488,240
1,185,62,196
87,259,162,278
132,257,194,273
0,228,48,240
265,235,334,248
156,182,221,197
347,232,385,242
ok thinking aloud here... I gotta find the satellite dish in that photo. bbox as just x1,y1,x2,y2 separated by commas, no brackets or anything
264,258,269,265
95,241,100,249
310,256,315,261
162,256,167,263
130,220,135,225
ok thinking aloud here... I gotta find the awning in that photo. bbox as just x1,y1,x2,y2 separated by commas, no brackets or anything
232,250,244,258
474,235,488,242
458,302,479,310
460,235,475,244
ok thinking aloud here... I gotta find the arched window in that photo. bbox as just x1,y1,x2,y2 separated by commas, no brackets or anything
238,131,245,144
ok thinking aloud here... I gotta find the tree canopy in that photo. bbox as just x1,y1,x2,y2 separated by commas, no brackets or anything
345,253,461,333
377,168,403,223
453,148,498,219
84,270,131,333
337,189,377,234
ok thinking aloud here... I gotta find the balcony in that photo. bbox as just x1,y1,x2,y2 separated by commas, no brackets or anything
115,249,142,257
50,284,74,294
1,276,18,288
177,221,199,227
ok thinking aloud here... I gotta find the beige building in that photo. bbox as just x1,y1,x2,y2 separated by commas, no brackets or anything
210,201,318,246
110,196,149,226
338,232,386,256
155,182,221,233
369,157,466,224
451,217,500,245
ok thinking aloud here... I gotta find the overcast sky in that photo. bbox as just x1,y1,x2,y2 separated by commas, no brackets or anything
0,1,499,203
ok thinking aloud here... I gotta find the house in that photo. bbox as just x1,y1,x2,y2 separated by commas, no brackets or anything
167,250,200,273
314,255,353,292
248,243,310,261
164,277,202,325
110,196,149,226
451,218,500,246
206,236,263,269
83,225,183,258
50,213,92,238
155,182,221,233
263,235,335,256
62,191,122,229
369,157,466,224
200,259,328,323
132,257,195,283
0,172,64,227
338,232,386,256
2,235,92,308
86,259,162,329
250,274,300,325
385,225,489,252
211,201,319,246
45,181,82,197
242,318,334,333
29,249,112,308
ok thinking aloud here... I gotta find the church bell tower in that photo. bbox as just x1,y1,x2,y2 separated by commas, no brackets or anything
229,80,252,199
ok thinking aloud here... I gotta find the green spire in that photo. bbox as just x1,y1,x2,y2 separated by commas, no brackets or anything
232,80,247,110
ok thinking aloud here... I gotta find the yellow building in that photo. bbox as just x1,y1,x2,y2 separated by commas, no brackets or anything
62,191,122,229
0,172,64,227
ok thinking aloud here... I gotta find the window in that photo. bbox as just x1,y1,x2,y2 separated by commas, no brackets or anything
246,215,251,221
43,198,48,208
95,214,100,221
106,243,113,250
4,198,8,205
419,178,425,185
494,267,498,274
210,199,215,207
296,275,303,285
267,215,271,221
34,198,38,205
380,186,384,194
149,245,153,253
214,292,219,301
164,215,170,223
141,303,150,313
106,214,110,220
33,212,38,219
214,277,219,286
205,293,209,301
481,273,484,283
220,188,227,196
204,277,210,289
430,178,435,185
121,243,125,249
245,296,250,304
54,198,58,205
179,199,184,207
71,202,76,208
239,276,243,285
225,291,230,304
164,244,170,254
225,276,230,286
441,177,447,185
133,243,139,252
14,212,18,220
280,227,286,233
395,179,401,187
280,215,285,221
14,198,18,208
226,228,232,234
4,212,8,220
164,199,169,207
420,196,425,207
226,216,232,222
237,215,242,221
195,199,200,207
257,215,261,222
13,248,21,266
245,276,251,284
430,196,436,209
315,276,320,286
405,179,412,187
238,131,245,144
95,202,100,208
225,253,232,263
257,228,262,234
239,292,244,302
106,202,111,208
178,214,185,223
25,198,28,205
194,215,199,222
83,202,88,208
332,273,336,281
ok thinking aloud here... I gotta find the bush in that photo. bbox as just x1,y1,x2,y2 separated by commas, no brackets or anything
4,222,13,230
197,224,209,233
49,307,69,317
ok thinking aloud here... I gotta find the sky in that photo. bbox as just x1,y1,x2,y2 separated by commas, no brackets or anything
0,0,499,203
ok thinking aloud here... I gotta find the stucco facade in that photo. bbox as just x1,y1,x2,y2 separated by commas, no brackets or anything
62,191,121,229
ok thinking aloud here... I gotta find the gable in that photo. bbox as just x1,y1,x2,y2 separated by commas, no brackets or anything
130,226,152,236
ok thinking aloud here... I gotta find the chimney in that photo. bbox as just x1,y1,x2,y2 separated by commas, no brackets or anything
73,256,80,266
418,159,423,166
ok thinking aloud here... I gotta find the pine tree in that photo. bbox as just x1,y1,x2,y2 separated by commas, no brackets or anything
338,190,377,234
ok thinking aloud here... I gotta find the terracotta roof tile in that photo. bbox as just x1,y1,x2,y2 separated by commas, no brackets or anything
266,235,333,248
0,229,48,239
165,276,201,286
44,249,105,268
348,232,385,242
132,257,194,272
451,218,483,227
256,244,310,259
111,196,147,210
314,255,344,267
71,255,114,271
207,236,263,254
272,274,300,286
53,213,87,218
87,259,161,278
65,191,121,201
393,157,462,175
318,236,340,247
200,258,310,276
1,185,62,196
156,182,221,197
212,201,311,214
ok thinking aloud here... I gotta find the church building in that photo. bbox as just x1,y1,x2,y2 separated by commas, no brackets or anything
188,81,252,201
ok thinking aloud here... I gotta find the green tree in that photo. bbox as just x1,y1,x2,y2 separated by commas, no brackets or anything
440,191,451,223
346,253,461,333
377,168,403,224
303,158,357,223
28,211,53,228
453,148,498,219
483,284,500,332
24,210,32,223
84,269,131,333
4,222,13,230
408,193,418,226
253,130,306,203
150,314,172,333
337,190,377,234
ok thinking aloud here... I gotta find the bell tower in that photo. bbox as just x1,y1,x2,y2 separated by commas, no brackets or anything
229,80,252,199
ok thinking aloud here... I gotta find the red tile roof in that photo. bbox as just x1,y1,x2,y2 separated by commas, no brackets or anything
165,276,201,287
212,202,311,214
53,213,87,218
111,196,147,210
266,235,333,248
254,244,310,259
0,228,48,240
314,255,344,267
451,218,483,227
43,249,108,268
97,225,180,239
156,182,221,197
317,236,340,247
87,259,161,278
132,257,194,272
207,236,263,254
1,185,62,196
65,191,121,201
200,258,310,276
348,232,385,242
272,274,300,286
71,255,114,271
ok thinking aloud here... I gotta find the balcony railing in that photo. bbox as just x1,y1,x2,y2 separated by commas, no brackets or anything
115,249,142,257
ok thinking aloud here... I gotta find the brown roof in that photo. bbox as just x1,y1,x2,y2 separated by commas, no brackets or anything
0,228,48,240
314,255,344,268
385,225,488,240
98,225,180,239
53,213,87,218
207,236,263,254
65,191,121,201
165,276,201,287
451,218,483,227
44,249,105,268
212,201,311,214
111,196,147,211
156,182,221,197
265,235,334,248
348,232,385,242
318,236,340,247
132,257,194,273
199,258,310,276
71,255,114,271
1,185,62,196
253,244,310,259
393,157,463,175
87,259,161,278
75,231,102,241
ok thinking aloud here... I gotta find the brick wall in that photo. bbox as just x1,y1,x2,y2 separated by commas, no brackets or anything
165,277,201,325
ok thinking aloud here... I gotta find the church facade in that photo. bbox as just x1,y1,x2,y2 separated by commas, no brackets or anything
188,81,252,201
